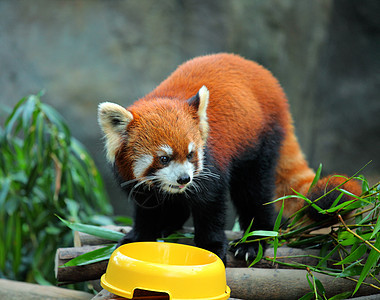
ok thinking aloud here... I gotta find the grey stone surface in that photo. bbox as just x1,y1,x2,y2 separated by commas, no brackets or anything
0,0,379,220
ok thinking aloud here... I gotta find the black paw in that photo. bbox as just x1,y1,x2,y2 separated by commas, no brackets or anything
116,231,138,248
230,241,265,263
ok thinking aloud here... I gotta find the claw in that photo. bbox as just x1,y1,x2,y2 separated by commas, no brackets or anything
235,249,240,257
245,252,249,262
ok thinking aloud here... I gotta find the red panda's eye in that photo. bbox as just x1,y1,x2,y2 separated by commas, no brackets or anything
187,151,194,160
159,156,170,165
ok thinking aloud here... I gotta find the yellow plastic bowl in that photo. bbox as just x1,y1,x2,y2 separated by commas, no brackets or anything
101,242,230,300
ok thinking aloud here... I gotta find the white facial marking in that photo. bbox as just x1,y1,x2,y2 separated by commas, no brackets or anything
156,160,195,193
133,154,153,178
157,144,173,157
188,142,195,154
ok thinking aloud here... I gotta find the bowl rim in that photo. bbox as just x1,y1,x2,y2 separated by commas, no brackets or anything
116,242,220,267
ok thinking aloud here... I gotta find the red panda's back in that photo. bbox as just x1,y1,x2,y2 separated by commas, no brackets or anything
143,53,292,170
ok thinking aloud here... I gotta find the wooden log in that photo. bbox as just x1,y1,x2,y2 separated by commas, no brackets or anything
55,245,320,283
0,278,93,300
74,226,241,247
90,269,380,300
226,268,380,300
55,245,109,284
54,245,379,299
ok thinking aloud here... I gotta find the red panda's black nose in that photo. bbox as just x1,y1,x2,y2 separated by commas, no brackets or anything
177,175,191,185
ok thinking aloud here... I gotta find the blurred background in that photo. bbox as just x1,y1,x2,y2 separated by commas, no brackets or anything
1,0,379,220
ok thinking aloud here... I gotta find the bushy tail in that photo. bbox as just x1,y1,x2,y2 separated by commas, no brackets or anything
274,126,362,220
304,175,362,222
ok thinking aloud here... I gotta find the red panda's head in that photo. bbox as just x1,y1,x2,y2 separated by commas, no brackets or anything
98,86,209,194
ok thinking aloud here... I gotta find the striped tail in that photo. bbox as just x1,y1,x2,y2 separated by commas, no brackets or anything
274,124,362,220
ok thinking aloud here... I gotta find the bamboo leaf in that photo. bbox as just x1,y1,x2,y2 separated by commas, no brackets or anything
4,96,27,127
360,175,370,194
62,244,116,267
5,104,24,137
113,216,133,226
353,234,380,295
324,199,356,213
273,200,283,262
274,200,284,232
13,215,22,276
0,178,11,208
314,277,325,297
248,242,263,267
316,244,340,269
371,215,380,239
244,230,278,239
328,292,352,300
298,292,314,300
328,192,344,209
308,163,322,193
337,261,363,278
41,103,71,143
338,232,372,246
22,95,36,131
334,244,366,265
57,216,123,241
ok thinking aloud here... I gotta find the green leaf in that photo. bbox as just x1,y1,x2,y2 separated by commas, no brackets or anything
35,111,45,163
338,231,372,246
5,103,24,137
13,215,22,276
328,192,344,210
308,163,322,193
248,242,263,267
274,200,284,232
4,96,27,127
33,268,53,286
62,244,116,267
0,178,11,208
315,277,325,297
328,291,352,300
57,216,124,241
353,234,380,295
22,95,37,131
337,261,363,277
316,244,339,269
41,103,71,143
242,230,278,242
306,273,314,290
370,215,380,239
334,244,367,265
272,200,283,263
360,175,370,194
113,216,133,226
298,292,314,300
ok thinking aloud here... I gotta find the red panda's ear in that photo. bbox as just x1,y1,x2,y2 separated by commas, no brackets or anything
98,102,133,163
187,85,209,142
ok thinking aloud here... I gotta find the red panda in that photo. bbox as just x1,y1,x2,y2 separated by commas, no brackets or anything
98,53,362,263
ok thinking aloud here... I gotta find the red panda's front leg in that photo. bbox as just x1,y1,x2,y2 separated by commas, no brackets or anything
191,189,229,265
117,194,191,247
117,203,163,247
